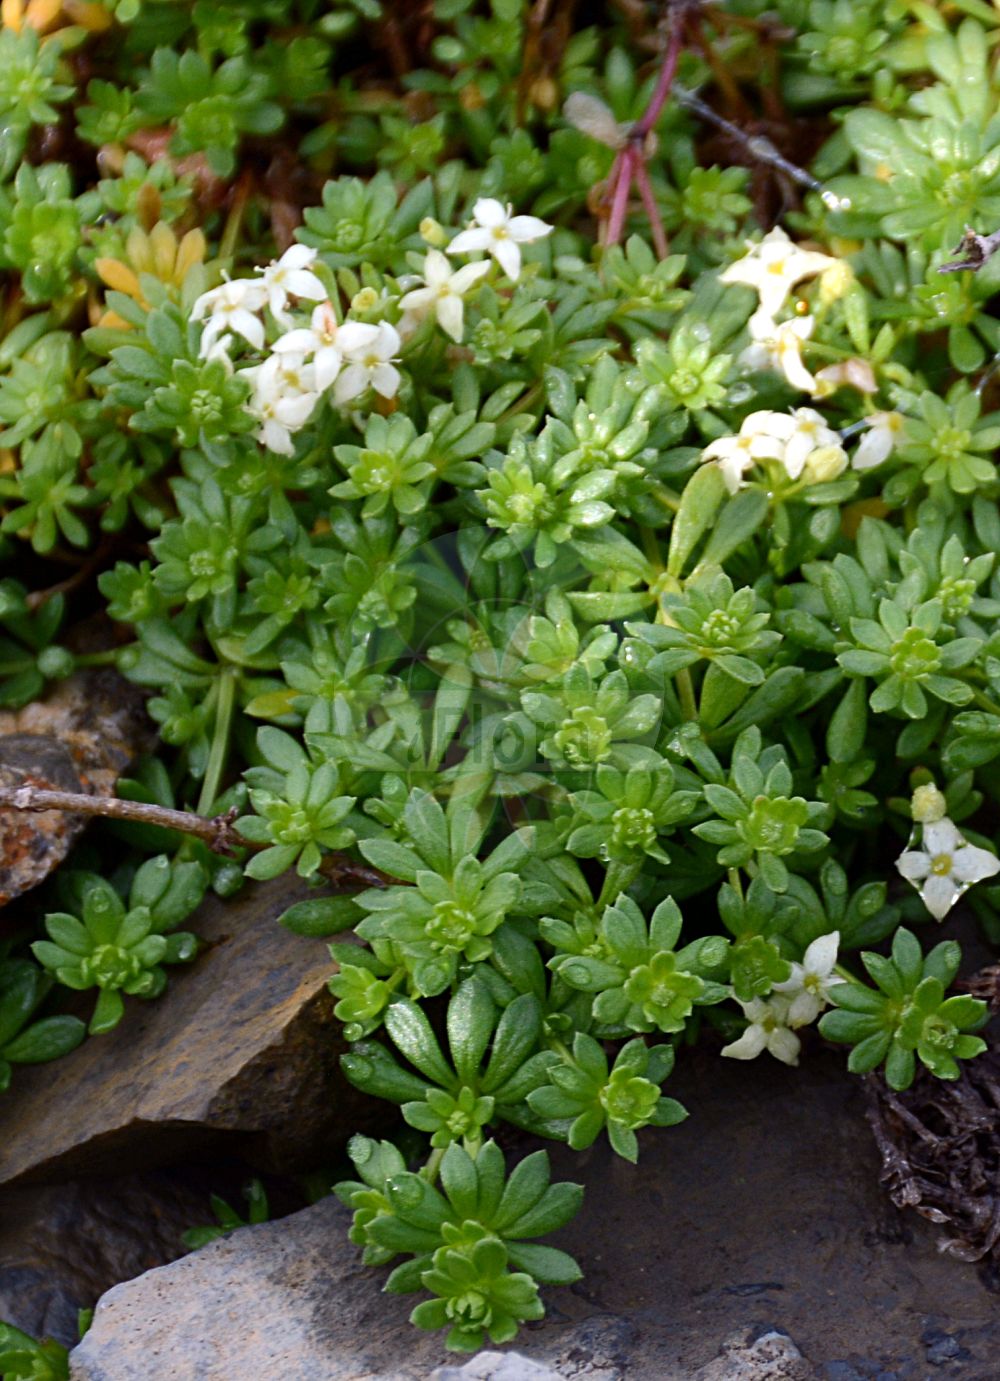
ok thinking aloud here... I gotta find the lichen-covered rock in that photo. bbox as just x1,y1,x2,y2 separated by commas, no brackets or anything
0,734,86,906
0,666,151,905
0,877,375,1185
691,1330,815,1381
430,1354,564,1380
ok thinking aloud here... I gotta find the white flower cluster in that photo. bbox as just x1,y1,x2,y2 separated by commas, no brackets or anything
896,782,1000,921
721,932,841,1067
718,781,1000,1067
703,406,847,495
721,226,836,394
188,199,552,456
708,228,906,490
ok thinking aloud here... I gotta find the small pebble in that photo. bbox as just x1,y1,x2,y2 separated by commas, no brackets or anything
921,1327,969,1366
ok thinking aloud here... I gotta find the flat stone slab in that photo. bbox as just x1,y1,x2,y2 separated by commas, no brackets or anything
0,877,372,1185
67,1047,1000,1380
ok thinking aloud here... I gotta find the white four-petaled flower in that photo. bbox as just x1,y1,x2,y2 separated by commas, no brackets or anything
257,244,326,328
447,197,553,282
772,931,840,1027
243,351,319,457
720,226,838,318
399,248,491,342
700,409,792,494
334,320,401,405
273,300,344,393
192,277,268,358
721,994,801,1066
896,817,1000,921
777,407,846,480
740,309,817,393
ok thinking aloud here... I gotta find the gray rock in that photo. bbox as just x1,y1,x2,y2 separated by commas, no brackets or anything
431,1353,564,1380
542,1313,640,1379
920,1327,969,1366
691,1329,815,1380
0,1170,233,1346
68,1196,453,1381
0,877,377,1186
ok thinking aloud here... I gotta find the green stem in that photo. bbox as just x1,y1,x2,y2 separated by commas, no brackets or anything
598,857,641,907
496,381,543,426
637,524,663,573
970,687,1000,716
218,171,253,265
727,867,744,901
834,962,860,985
803,341,854,362
196,667,238,817
649,483,682,515
675,667,698,721
75,648,126,668
420,1147,446,1185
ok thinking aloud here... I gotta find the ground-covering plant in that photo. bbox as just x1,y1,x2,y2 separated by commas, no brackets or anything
5,0,1000,1355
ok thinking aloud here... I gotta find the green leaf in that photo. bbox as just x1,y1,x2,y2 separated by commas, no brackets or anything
279,896,363,937
446,978,496,1085
2,1014,85,1063
505,1242,582,1284
341,1041,432,1104
481,993,542,1093
501,1178,584,1238
385,999,456,1088
667,463,726,577
826,678,867,765
89,988,125,1036
699,489,769,569
890,928,923,989
358,838,423,881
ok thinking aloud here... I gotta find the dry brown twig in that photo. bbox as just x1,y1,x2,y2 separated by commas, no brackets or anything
0,783,389,889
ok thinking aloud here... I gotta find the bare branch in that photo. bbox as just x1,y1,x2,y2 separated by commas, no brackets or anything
671,84,850,212
0,784,389,889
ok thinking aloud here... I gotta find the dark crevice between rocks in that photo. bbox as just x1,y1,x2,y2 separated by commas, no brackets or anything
0,1160,311,1347
864,976,1000,1291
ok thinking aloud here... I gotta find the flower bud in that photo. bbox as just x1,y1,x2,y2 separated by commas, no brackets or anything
813,358,877,398
818,260,855,306
801,444,848,484
419,217,447,247
350,287,379,312
529,75,559,112
912,783,947,824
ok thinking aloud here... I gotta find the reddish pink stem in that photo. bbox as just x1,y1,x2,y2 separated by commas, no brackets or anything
632,157,669,259
605,146,637,249
634,19,685,139
602,11,685,257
